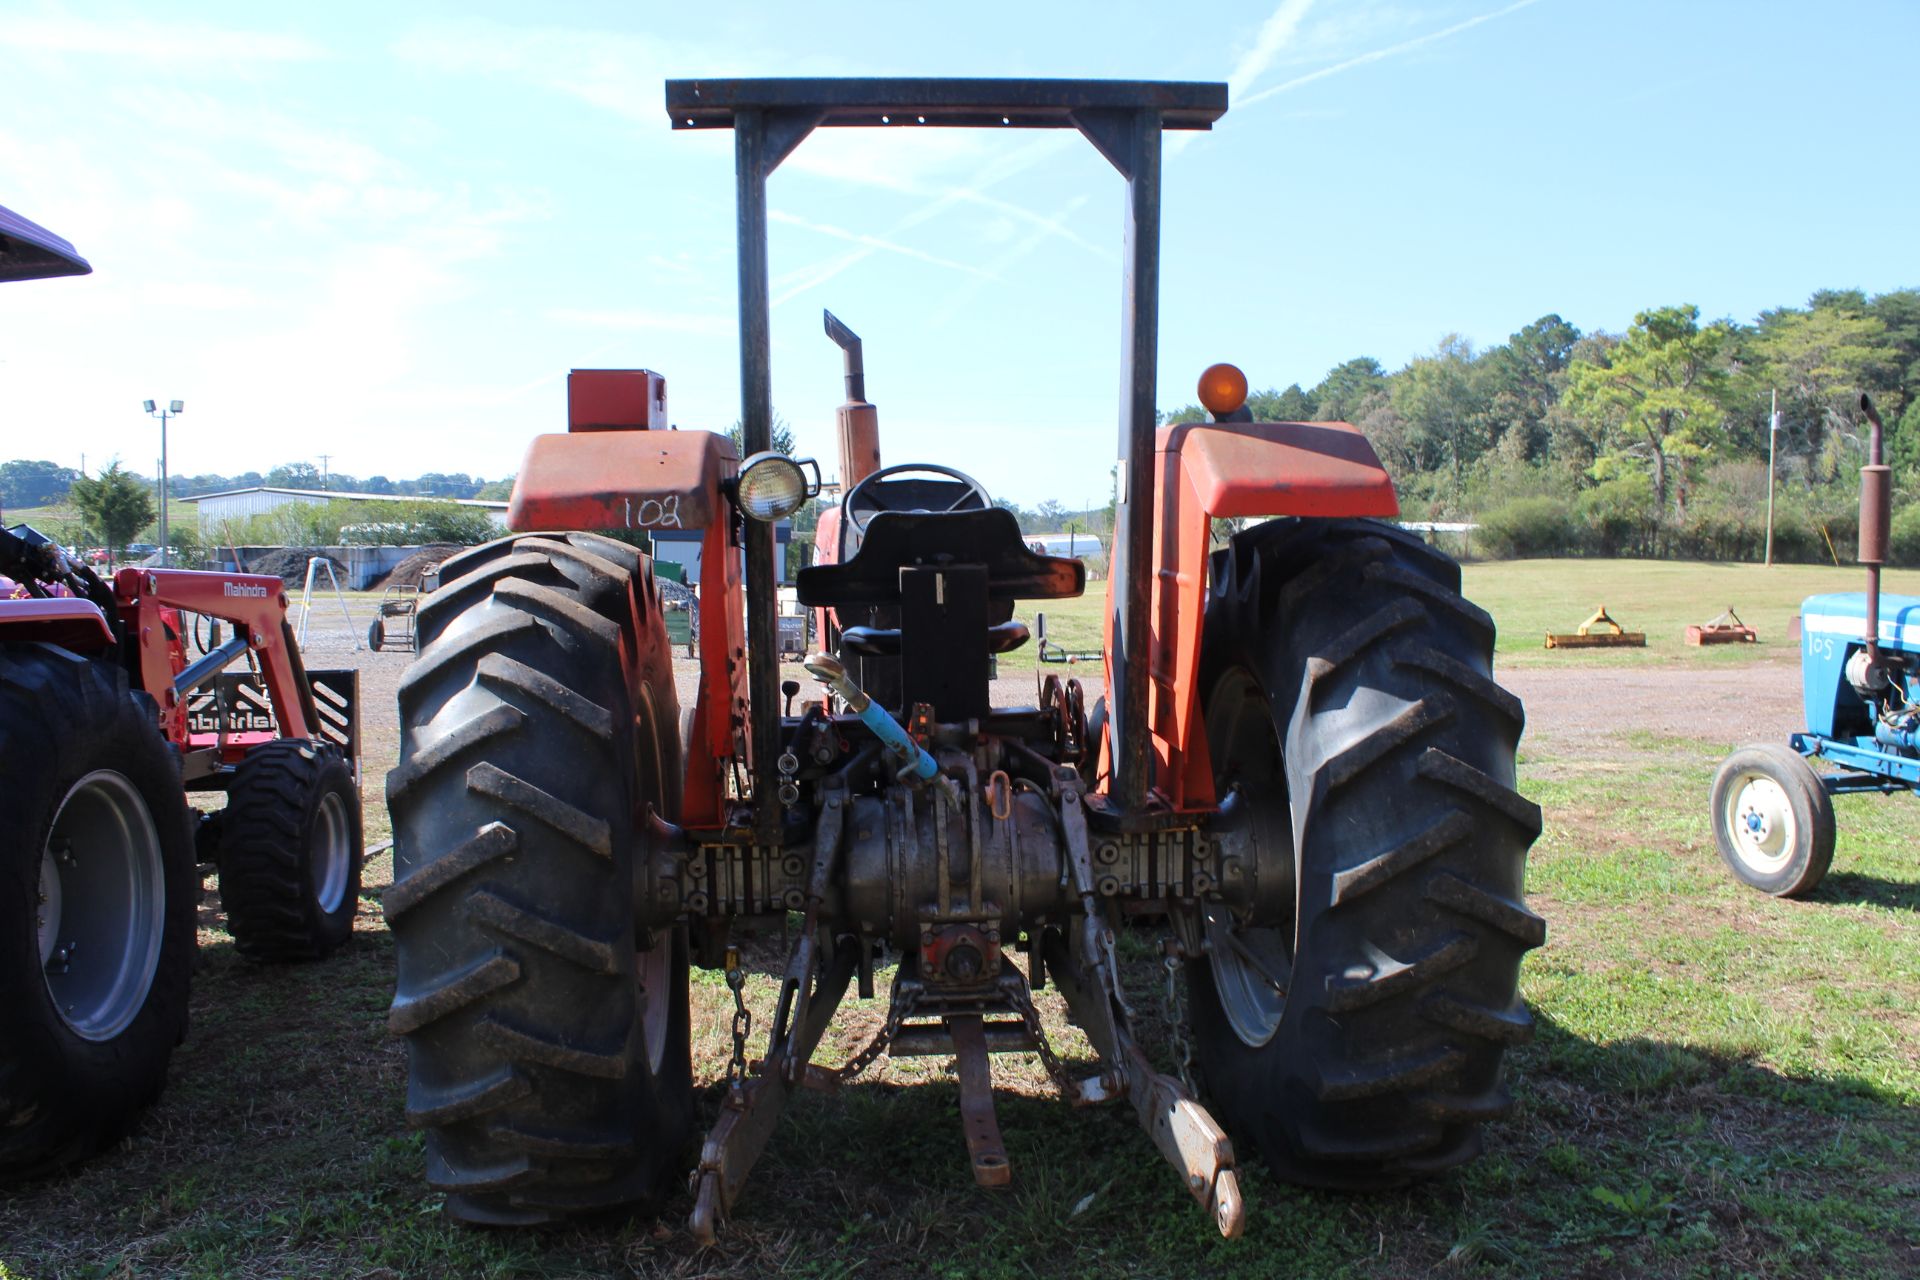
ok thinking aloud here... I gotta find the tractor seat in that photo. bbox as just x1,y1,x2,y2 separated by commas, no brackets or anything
795,507,1084,609
840,619,1030,657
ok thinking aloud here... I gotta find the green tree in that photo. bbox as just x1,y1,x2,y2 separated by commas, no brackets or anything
725,414,797,458
1481,314,1579,461
1891,397,1920,478
1392,335,1490,497
69,461,157,562
266,461,323,489
0,459,79,509
1563,305,1731,526
1748,303,1897,476
1310,357,1388,424
1250,383,1316,421
1867,288,1920,408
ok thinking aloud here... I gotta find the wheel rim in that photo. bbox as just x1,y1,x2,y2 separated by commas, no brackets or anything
311,788,352,915
39,770,166,1042
1725,769,1797,875
1203,903,1291,1047
634,679,675,1076
1205,667,1295,1047
637,931,672,1075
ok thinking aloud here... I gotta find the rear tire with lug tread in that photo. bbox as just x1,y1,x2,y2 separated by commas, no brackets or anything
0,644,195,1181
219,739,363,961
386,531,692,1225
1710,743,1834,897
1187,517,1543,1188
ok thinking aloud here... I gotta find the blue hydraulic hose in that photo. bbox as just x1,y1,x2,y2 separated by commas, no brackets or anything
802,653,938,780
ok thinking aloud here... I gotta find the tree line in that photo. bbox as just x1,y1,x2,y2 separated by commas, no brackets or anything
0,458,512,512
1163,288,1920,563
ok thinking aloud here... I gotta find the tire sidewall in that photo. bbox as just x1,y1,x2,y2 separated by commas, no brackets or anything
1711,745,1832,896
0,648,195,1176
301,748,364,944
222,740,364,958
1184,518,1536,1185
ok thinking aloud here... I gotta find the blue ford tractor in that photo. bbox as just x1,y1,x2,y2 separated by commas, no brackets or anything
1711,395,1910,896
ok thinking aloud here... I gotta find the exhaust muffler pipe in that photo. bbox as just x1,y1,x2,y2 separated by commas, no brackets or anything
824,310,881,490
1861,393,1892,672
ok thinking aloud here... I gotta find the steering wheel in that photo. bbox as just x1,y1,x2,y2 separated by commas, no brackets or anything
842,463,993,535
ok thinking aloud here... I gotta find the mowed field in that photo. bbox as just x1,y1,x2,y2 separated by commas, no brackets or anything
2,556,1916,1279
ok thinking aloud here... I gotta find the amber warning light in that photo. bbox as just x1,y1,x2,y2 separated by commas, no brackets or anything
1197,363,1248,418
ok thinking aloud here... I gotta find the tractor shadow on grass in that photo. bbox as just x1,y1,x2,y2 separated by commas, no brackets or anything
1488,1009,1920,1277
1810,870,1920,912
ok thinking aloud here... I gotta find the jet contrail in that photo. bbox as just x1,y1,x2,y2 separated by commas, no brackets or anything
1239,0,1545,108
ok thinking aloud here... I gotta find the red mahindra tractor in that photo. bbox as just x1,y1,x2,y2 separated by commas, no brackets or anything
1,203,364,1180
386,79,1542,1240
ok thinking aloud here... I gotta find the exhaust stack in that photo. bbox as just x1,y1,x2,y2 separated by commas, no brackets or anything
1861,394,1892,672
824,310,881,490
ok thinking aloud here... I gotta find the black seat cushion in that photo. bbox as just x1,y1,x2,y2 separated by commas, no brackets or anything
841,619,1030,657
797,508,1084,608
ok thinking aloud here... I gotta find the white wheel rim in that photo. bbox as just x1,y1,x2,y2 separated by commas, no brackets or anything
41,770,166,1041
637,932,672,1075
312,789,352,914
1204,667,1294,1047
1726,770,1797,875
1203,902,1290,1047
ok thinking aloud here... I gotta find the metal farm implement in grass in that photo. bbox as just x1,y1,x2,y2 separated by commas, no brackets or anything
384,78,1543,1240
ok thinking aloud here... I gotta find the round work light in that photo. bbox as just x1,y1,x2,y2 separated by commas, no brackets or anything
736,452,810,522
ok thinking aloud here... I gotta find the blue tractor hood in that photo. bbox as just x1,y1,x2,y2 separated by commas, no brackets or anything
1800,592,1920,651
0,203,92,282
1799,591,1920,739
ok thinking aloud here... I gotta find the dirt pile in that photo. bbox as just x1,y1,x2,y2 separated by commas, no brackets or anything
374,545,461,591
244,548,345,583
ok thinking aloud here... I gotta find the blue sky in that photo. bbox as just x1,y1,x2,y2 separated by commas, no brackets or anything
2,1,1915,506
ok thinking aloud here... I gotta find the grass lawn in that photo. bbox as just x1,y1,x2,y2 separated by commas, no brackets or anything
1,554,1916,1278
1466,558,1920,669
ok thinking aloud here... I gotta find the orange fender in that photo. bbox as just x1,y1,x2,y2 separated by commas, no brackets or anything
1103,420,1398,811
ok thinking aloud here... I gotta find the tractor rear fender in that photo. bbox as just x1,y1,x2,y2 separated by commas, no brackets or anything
0,597,116,651
1113,419,1398,811
508,429,736,535
507,428,748,826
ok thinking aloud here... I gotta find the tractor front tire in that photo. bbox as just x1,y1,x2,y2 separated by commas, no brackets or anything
0,645,195,1181
1188,517,1543,1188
386,532,692,1225
219,739,363,960
1710,744,1834,897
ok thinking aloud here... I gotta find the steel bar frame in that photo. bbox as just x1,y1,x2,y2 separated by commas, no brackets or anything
668,76,1225,821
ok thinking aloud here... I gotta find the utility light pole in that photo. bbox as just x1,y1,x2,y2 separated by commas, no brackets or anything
143,399,183,566
1765,389,1780,568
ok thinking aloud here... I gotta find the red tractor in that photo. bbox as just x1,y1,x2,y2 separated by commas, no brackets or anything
386,79,1541,1239
1,204,364,1179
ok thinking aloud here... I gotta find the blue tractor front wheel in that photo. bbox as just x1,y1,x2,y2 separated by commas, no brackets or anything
1710,744,1835,897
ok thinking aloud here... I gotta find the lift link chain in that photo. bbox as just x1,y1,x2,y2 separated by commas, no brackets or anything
1003,975,1080,1098
1162,950,1196,1095
827,983,919,1083
724,949,751,1098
